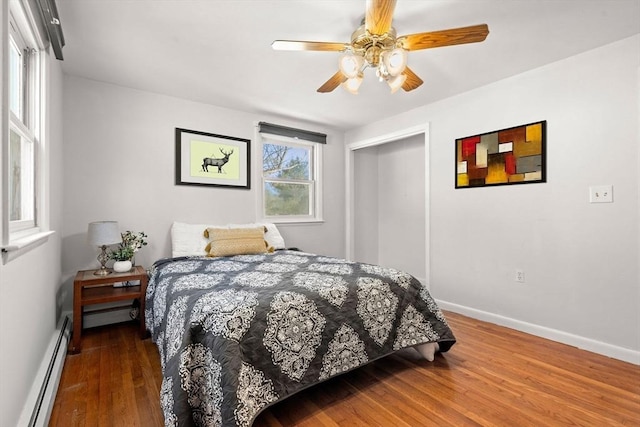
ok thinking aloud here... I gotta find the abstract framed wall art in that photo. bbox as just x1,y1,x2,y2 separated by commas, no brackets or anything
455,120,546,188
175,127,250,189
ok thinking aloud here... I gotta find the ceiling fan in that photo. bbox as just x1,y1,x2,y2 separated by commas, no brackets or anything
272,0,489,94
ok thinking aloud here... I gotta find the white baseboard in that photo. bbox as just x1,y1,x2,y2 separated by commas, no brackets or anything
18,311,72,427
437,300,640,365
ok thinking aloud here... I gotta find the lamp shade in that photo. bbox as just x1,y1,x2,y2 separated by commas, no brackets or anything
382,48,408,77
338,52,364,79
88,221,121,246
387,73,407,93
341,76,363,94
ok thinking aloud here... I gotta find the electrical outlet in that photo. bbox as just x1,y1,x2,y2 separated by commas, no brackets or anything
589,185,613,203
515,270,525,283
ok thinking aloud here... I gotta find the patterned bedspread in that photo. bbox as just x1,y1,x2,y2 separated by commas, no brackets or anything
145,250,456,427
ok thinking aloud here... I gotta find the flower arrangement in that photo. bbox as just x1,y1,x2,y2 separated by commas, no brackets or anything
109,231,148,261
121,230,148,253
109,245,134,262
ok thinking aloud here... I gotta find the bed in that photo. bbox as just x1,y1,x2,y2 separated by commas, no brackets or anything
146,222,456,427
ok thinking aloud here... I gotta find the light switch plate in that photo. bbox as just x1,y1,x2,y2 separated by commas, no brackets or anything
589,185,613,203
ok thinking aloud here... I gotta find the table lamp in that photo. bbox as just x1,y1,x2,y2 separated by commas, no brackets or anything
88,221,121,276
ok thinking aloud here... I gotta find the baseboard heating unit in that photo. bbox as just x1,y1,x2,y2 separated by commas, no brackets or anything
18,313,71,427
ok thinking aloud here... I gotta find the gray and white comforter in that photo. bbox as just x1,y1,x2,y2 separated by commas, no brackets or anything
145,250,456,427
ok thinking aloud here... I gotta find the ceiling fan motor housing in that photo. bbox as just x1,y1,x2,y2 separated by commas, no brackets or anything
351,24,398,68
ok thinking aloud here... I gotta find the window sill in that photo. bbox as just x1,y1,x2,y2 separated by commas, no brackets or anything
265,218,325,225
2,230,56,263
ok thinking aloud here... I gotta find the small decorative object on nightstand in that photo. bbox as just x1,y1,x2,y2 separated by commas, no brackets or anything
110,246,134,273
108,230,148,273
87,221,121,276
112,259,133,273
121,230,148,266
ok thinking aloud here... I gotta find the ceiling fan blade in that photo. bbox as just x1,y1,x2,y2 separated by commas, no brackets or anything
365,0,397,35
402,67,423,92
272,40,349,52
317,70,347,93
400,24,489,51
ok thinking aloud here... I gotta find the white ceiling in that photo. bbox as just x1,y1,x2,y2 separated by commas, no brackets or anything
57,0,640,131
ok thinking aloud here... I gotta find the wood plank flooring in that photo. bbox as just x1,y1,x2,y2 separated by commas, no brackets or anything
49,312,640,426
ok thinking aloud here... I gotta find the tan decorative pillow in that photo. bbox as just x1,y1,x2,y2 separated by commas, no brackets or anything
204,227,271,257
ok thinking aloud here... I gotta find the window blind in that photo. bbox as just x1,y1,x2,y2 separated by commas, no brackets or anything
27,0,65,60
258,122,327,144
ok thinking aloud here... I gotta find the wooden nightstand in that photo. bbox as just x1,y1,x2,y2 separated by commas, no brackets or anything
71,265,148,353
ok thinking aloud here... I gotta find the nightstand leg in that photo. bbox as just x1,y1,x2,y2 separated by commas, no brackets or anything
139,275,148,338
71,278,82,353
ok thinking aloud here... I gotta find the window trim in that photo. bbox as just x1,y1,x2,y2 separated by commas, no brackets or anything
257,131,324,224
2,0,52,261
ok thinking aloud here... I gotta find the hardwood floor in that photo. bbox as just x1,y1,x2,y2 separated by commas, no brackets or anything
50,312,640,426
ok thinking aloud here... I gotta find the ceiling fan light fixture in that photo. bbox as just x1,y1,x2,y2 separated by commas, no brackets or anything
272,0,489,94
387,73,407,94
342,75,363,94
382,48,408,76
339,52,364,79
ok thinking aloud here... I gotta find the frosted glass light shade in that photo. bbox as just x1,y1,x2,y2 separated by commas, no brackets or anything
387,73,407,93
339,53,364,79
342,76,363,94
382,48,408,76
88,221,121,246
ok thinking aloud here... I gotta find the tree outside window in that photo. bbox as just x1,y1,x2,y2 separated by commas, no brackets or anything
262,141,317,218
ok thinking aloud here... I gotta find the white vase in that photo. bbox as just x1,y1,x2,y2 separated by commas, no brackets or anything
113,260,132,273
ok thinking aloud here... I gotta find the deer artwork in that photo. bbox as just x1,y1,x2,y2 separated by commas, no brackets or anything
202,148,234,173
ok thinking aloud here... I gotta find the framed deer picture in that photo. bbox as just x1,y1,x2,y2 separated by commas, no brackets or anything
175,128,250,189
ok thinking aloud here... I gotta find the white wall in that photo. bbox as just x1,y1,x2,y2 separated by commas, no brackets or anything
346,35,640,360
353,136,426,282
353,147,379,264
61,76,346,309
377,136,426,281
0,12,65,426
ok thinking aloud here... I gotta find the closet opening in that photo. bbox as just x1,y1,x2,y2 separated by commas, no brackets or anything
345,124,430,288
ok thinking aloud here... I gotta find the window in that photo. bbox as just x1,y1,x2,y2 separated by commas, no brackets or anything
4,2,44,241
258,124,324,222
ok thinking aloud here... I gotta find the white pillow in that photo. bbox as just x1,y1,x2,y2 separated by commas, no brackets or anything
171,222,210,257
171,221,286,258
